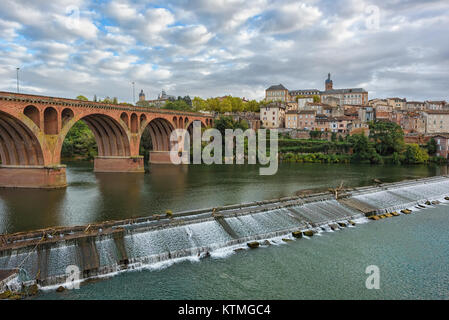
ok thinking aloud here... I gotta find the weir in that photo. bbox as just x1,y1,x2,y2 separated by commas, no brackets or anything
1,175,449,289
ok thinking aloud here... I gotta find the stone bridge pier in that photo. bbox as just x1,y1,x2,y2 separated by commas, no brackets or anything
0,92,213,188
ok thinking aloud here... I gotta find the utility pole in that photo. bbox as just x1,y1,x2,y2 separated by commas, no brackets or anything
132,81,135,104
16,68,20,93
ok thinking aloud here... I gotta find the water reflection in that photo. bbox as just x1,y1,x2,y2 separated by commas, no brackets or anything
93,172,145,221
0,162,446,234
0,188,67,233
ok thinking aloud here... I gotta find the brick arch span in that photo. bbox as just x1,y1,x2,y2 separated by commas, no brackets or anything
0,91,214,187
140,117,176,152
82,114,131,157
0,110,44,166
55,112,132,164
184,118,209,131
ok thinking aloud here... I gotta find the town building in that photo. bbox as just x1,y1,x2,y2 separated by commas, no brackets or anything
260,101,286,128
387,98,407,110
265,73,368,108
358,106,375,122
329,116,353,134
285,110,299,129
375,104,394,121
289,89,321,101
297,110,316,130
315,114,330,132
227,112,261,130
265,84,289,102
425,101,447,110
296,97,314,110
303,102,344,117
400,111,425,134
348,119,370,135
433,134,449,159
322,96,340,107
406,101,425,111
423,110,449,134
320,73,368,106
369,98,388,108
137,89,176,108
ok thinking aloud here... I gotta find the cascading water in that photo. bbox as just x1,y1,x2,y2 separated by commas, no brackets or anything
1,176,449,290
350,178,449,213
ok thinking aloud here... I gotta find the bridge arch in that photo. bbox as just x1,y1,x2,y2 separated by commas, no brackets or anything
61,108,74,128
0,111,44,166
130,113,138,133
120,112,129,129
56,113,131,164
44,107,58,134
140,118,176,152
24,105,40,128
139,114,147,129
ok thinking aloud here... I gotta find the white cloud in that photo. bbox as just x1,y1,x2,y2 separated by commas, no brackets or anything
0,0,448,102
260,2,322,34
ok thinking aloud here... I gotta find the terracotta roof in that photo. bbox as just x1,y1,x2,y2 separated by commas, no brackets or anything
424,110,449,114
431,133,449,138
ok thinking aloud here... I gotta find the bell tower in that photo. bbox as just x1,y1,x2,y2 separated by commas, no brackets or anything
325,73,333,91
139,89,145,101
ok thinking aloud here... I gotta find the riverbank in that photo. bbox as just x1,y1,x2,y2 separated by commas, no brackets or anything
277,138,447,165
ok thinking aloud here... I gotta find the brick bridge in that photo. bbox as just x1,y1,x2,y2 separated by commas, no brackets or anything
0,91,213,188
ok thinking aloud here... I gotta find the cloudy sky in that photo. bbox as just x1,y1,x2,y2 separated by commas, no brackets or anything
0,0,448,103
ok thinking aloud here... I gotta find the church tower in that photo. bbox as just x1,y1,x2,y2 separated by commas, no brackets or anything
325,73,333,91
139,89,145,102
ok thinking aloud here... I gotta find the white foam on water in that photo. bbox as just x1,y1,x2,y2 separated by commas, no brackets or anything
17,177,449,293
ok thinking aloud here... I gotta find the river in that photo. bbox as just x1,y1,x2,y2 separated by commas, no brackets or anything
1,162,448,299
0,162,446,234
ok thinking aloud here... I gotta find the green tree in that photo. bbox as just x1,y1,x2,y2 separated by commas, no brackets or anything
163,99,192,111
183,96,192,107
348,133,382,164
331,132,337,142
369,121,405,156
136,100,152,108
403,144,429,164
192,97,207,111
77,95,88,101
206,98,220,112
61,121,97,160
213,116,249,136
246,100,260,112
426,138,437,156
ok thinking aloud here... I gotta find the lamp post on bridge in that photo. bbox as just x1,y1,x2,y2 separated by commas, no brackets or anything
132,81,135,104
16,67,20,93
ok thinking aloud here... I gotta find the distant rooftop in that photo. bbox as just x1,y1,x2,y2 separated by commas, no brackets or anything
266,84,288,91
322,88,367,94
289,89,320,94
264,101,286,109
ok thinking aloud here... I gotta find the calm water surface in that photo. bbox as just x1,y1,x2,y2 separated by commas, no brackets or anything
0,162,446,234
